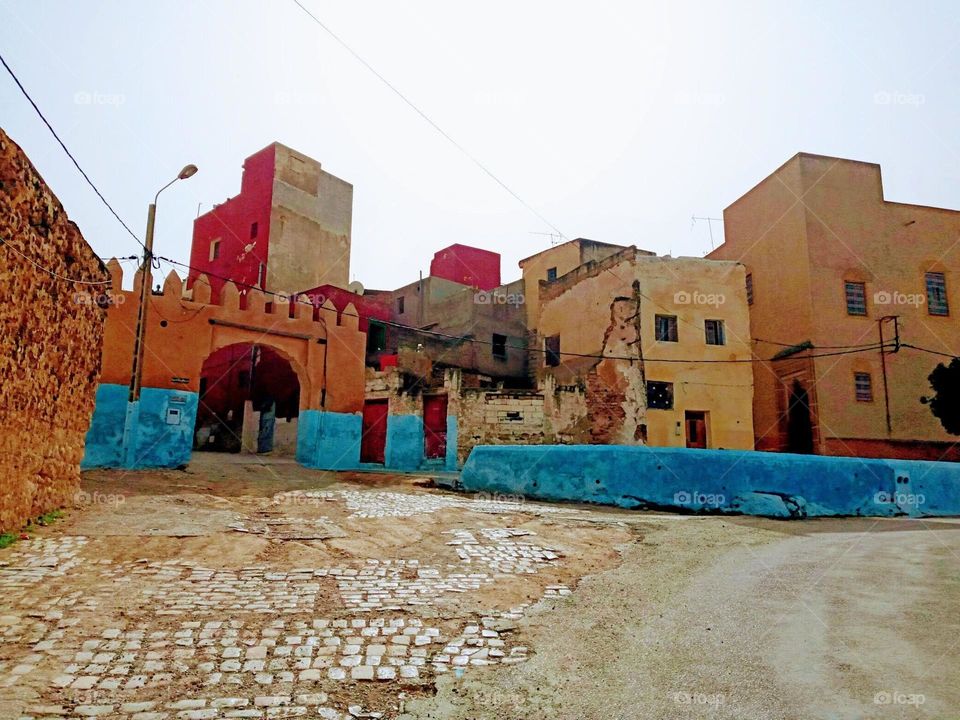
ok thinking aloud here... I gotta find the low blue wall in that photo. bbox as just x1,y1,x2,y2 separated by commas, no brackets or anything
82,384,197,469
297,410,362,469
386,414,424,472
445,416,459,471
460,445,960,518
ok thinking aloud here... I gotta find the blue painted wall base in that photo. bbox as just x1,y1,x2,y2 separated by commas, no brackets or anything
82,384,198,469
460,445,960,518
297,410,362,469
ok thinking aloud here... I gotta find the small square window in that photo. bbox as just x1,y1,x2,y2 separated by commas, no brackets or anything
492,333,507,359
647,381,674,410
845,281,867,316
854,372,873,402
745,273,754,305
250,221,259,239
546,267,558,282
366,322,386,354
545,335,561,367
397,296,405,314
655,315,678,342
209,238,221,261
926,272,948,316
705,319,725,346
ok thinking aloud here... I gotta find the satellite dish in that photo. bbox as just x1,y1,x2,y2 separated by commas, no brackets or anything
347,281,365,295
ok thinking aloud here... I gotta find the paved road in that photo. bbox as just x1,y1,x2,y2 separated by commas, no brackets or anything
416,516,960,720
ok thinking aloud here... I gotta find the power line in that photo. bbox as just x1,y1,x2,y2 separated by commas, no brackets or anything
154,254,892,365
0,236,111,286
901,342,959,360
290,0,566,241
0,51,146,252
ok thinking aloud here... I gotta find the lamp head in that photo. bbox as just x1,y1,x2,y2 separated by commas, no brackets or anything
178,164,198,180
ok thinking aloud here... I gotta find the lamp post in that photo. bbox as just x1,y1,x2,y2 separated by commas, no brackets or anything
128,164,198,403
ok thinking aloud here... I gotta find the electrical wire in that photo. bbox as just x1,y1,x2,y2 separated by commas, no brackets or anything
901,343,960,360
152,254,893,365
290,0,566,240
0,237,112,286
0,51,146,252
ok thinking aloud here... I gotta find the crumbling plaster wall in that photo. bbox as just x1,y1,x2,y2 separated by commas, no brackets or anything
0,128,108,531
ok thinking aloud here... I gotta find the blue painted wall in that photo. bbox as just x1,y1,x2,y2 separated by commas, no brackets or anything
81,384,127,469
297,410,362,470
445,416,459,471
460,445,960,518
82,384,197,469
385,414,424,471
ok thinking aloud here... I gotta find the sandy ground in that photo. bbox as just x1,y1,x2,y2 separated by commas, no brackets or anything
0,453,957,719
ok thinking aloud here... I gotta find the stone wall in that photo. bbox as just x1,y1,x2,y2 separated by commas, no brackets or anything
0,128,108,532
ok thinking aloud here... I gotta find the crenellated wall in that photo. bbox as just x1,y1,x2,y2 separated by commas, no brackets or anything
84,261,367,468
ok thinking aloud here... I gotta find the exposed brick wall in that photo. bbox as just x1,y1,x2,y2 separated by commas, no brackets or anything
458,391,547,464
0,128,108,532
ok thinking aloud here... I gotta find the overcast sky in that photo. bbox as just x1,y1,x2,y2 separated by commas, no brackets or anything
2,1,959,289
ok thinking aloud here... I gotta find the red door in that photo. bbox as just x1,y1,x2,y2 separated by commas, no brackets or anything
685,411,707,449
360,400,388,463
423,395,448,460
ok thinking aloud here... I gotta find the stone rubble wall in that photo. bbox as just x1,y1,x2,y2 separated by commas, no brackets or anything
0,128,108,532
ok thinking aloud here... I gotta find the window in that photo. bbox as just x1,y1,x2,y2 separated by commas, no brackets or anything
854,372,873,402
250,221,259,239
746,273,754,305
926,272,948,316
546,267,558,282
209,239,221,261
545,335,561,367
492,333,507,360
397,296,405,314
845,281,867,316
647,381,674,410
655,315,678,342
705,319,725,346
366,322,387,354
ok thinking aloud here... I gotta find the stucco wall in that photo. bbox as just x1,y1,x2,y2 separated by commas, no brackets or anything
0,128,108,531
461,445,960,517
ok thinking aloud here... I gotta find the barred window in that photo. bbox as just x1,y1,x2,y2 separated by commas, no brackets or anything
926,272,948,316
647,381,674,410
705,319,725,346
845,281,867,316
854,372,873,402
655,315,678,342
746,273,754,305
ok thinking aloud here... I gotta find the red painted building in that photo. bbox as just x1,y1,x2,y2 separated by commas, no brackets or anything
300,283,390,333
429,243,501,290
188,142,353,301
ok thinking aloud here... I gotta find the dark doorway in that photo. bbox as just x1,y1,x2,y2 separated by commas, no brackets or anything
685,411,707,449
786,380,815,454
360,400,388,464
423,395,449,460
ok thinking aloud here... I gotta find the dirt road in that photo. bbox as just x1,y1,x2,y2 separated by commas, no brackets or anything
0,454,956,719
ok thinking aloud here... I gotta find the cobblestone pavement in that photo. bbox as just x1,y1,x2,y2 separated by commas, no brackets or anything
0,469,629,720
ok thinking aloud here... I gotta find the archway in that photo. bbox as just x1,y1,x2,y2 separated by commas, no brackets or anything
194,343,302,456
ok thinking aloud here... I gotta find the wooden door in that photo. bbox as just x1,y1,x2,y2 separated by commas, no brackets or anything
360,400,388,463
423,395,448,460
685,411,707,449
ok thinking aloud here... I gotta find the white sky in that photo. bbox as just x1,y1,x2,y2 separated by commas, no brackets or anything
2,1,959,289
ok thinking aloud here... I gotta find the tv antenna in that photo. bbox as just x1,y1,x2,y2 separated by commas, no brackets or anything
529,231,565,246
691,215,723,251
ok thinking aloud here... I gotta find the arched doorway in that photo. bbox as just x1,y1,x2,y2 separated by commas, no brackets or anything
194,343,302,456
786,379,815,454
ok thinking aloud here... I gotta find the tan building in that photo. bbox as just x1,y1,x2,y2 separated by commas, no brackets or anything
529,245,755,449
710,152,960,460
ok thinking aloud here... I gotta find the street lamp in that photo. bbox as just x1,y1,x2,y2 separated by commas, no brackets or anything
128,164,198,403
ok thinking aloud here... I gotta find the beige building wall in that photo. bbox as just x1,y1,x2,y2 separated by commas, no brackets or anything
537,250,755,450
711,152,960,459
266,144,353,294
